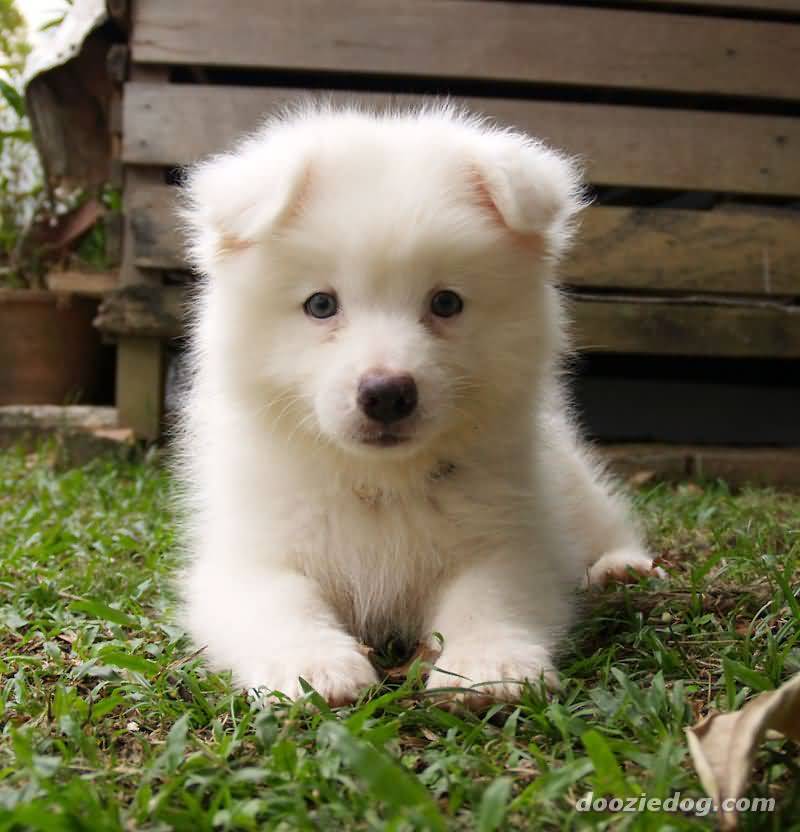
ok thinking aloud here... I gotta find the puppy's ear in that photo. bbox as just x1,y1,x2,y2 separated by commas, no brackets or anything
181,125,309,273
472,133,585,255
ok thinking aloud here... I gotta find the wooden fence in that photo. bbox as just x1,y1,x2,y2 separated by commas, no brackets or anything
98,0,800,446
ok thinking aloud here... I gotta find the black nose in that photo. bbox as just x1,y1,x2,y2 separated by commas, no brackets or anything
357,373,418,424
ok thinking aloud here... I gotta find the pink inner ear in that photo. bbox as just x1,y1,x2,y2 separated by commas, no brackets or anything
216,232,253,257
470,168,507,229
281,162,313,227
469,167,544,253
213,163,313,259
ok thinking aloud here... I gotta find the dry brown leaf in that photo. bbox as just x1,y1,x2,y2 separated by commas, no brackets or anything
686,673,800,830
382,643,441,681
358,641,441,680
628,469,656,487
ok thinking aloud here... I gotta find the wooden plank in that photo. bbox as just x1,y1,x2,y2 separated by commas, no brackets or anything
600,444,800,490
131,0,800,100
116,336,164,441
568,206,800,295
570,296,800,357
692,447,800,489
128,183,183,269
0,404,119,431
128,182,800,296
101,283,800,358
46,270,118,297
629,1,800,14
117,69,167,441
122,83,800,196
96,285,182,338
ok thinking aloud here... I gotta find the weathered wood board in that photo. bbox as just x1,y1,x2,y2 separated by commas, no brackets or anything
113,0,800,442
630,0,800,12
131,0,800,100
126,182,800,296
127,184,183,270
567,206,800,296
45,270,118,297
122,83,800,196
570,296,800,358
96,283,800,359
115,335,164,442
601,444,800,490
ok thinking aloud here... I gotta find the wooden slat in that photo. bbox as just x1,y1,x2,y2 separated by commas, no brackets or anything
116,335,164,441
99,284,800,358
127,183,800,296
601,444,800,490
122,83,800,197
631,1,800,14
46,270,118,297
131,0,800,100
568,206,800,295
128,184,182,269
571,296,800,357
117,75,168,441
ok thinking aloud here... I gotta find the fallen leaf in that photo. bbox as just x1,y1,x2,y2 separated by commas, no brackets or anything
359,641,441,680
628,469,656,487
686,673,800,829
92,427,135,443
678,482,704,496
382,643,442,681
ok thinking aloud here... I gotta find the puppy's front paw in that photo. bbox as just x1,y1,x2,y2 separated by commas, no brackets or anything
245,646,379,707
587,546,666,588
426,642,557,710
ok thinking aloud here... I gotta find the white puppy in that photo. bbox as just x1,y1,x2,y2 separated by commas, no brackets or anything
178,104,660,707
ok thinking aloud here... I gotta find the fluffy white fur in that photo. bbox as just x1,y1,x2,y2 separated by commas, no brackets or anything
177,103,662,708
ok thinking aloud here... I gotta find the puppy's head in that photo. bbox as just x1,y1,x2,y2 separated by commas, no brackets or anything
183,105,584,461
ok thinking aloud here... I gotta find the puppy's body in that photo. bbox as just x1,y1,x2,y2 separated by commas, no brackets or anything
179,105,658,705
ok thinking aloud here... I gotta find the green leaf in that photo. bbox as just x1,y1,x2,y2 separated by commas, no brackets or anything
89,692,124,721
581,729,630,796
98,650,158,675
69,600,137,627
0,78,24,117
478,777,512,832
162,714,190,774
321,722,445,831
513,758,594,807
772,559,800,622
723,658,774,693
297,676,334,716
0,128,31,142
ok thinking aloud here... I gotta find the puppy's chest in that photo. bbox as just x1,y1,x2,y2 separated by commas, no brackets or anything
290,482,469,641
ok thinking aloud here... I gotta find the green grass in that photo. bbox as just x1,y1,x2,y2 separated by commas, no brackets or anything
1,444,798,831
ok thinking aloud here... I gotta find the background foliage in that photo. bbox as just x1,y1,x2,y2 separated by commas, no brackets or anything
0,0,41,287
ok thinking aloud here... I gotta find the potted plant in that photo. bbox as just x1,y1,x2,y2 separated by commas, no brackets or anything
0,0,110,406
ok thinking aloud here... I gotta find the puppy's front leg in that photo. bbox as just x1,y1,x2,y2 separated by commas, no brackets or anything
425,557,566,708
186,562,377,705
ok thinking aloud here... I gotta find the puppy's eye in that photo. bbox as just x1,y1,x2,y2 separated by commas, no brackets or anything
304,292,338,319
430,290,463,318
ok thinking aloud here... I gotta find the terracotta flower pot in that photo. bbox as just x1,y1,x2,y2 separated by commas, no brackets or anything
0,289,110,406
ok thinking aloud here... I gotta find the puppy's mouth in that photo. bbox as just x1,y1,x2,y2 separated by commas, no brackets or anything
359,431,412,448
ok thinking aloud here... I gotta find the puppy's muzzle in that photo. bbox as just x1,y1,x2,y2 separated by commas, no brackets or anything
357,372,418,425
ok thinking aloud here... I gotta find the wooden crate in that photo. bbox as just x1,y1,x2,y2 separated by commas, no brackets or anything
102,0,800,452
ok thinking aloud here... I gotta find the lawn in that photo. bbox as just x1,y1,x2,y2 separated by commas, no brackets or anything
1,444,798,831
